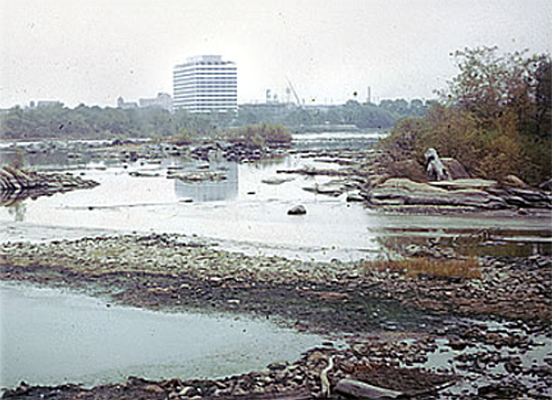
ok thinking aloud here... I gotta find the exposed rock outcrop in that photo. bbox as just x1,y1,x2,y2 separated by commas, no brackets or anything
166,170,227,183
366,177,552,211
441,158,470,179
367,178,508,210
0,166,99,203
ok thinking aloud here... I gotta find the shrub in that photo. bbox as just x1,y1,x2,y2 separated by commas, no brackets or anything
224,123,292,149
370,257,481,280
170,130,196,146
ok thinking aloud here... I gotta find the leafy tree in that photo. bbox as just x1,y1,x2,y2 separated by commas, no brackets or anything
441,47,547,124
384,47,551,185
534,59,551,139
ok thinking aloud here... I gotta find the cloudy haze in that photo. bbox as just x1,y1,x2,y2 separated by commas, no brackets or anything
0,0,551,108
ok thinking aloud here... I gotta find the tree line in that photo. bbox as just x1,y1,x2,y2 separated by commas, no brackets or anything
0,104,224,140
0,97,430,141
236,98,430,130
382,46,551,185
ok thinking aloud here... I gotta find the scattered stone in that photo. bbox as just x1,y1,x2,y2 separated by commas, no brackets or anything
287,205,307,215
167,170,226,183
261,177,295,185
346,192,364,202
129,171,161,178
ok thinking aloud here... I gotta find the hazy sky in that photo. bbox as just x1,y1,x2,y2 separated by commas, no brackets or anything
1,0,551,108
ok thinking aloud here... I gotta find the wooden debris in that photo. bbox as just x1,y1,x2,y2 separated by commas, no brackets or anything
335,379,403,399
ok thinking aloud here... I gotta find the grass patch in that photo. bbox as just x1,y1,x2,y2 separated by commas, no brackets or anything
370,257,481,280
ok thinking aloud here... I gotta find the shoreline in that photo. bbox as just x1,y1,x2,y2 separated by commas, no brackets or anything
1,233,551,399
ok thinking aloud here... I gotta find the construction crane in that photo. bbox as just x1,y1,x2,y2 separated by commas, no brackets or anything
285,76,302,107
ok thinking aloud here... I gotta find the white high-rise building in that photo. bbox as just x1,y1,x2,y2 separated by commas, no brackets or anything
173,55,237,113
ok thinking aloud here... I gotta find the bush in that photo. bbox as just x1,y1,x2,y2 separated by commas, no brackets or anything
224,123,292,149
170,130,196,146
381,101,550,185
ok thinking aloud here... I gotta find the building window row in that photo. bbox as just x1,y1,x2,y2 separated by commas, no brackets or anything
174,71,237,79
174,67,237,73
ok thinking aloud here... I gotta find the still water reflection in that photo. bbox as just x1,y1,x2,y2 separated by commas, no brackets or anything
0,156,384,261
174,163,239,202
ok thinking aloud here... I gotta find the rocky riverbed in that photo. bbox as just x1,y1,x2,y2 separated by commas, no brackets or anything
1,233,550,399
1,139,551,399
0,166,99,206
282,147,552,213
3,138,551,214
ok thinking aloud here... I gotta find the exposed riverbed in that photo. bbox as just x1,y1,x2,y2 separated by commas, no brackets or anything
0,134,551,399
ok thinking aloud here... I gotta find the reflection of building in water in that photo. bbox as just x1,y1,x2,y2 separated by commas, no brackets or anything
174,163,238,202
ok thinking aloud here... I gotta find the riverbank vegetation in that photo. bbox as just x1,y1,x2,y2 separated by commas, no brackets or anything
373,257,482,280
0,98,427,141
381,47,551,186
222,123,293,148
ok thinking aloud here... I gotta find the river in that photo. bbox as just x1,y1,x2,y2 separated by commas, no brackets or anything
0,132,549,261
0,281,326,388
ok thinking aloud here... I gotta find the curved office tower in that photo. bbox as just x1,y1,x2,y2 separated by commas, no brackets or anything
173,55,237,113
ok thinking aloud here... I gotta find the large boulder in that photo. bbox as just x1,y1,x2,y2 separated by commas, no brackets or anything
386,159,427,182
441,158,470,179
367,178,508,210
287,205,307,215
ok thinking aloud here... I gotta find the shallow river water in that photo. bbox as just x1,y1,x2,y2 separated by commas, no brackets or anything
0,282,326,388
0,140,550,262
0,134,550,389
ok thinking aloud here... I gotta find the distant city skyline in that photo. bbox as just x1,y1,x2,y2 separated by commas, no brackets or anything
0,0,551,109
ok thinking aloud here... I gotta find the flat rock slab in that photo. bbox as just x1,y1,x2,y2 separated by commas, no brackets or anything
167,171,227,183
429,179,498,191
368,178,507,210
261,177,295,185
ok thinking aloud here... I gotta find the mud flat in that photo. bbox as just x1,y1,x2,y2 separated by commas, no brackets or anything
1,233,551,399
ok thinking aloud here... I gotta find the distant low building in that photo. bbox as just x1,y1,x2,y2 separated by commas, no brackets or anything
117,97,138,109
32,100,64,108
138,92,173,111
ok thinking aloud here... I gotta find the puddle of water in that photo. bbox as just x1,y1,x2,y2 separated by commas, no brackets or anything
0,282,325,388
422,319,552,397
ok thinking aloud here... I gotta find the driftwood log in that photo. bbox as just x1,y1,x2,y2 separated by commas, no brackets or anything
335,379,403,399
